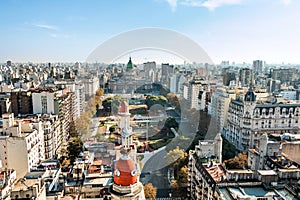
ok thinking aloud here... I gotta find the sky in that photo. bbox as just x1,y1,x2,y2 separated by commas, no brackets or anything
0,0,299,64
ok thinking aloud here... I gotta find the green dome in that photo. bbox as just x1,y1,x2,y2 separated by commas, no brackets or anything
127,57,133,70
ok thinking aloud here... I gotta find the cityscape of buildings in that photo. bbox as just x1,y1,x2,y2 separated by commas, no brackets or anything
1,0,300,199
0,58,300,200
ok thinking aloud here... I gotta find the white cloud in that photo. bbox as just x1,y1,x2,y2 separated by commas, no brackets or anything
166,0,178,11
201,0,243,10
181,0,243,10
166,0,294,11
34,23,58,30
165,0,243,11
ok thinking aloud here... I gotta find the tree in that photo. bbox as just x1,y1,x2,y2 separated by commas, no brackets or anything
95,88,104,106
167,93,180,110
178,165,188,183
145,95,167,108
165,147,187,169
67,137,83,164
102,96,121,114
223,152,248,170
164,117,179,130
102,97,113,112
69,120,78,138
144,183,157,200
86,98,96,117
75,112,90,135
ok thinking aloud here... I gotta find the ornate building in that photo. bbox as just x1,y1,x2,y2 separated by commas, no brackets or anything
109,101,145,200
223,88,300,151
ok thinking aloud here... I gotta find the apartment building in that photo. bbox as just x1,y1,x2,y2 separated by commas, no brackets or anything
223,88,300,151
0,113,45,178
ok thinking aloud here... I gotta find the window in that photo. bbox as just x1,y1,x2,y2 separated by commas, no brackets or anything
41,96,47,113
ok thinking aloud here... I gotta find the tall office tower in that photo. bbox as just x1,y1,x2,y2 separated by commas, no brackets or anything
187,79,202,110
239,68,253,87
271,68,296,83
253,60,263,75
143,61,156,83
161,63,174,87
222,71,236,86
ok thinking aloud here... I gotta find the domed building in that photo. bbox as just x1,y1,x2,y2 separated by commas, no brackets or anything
126,57,133,71
110,149,144,199
109,101,145,199
244,87,256,102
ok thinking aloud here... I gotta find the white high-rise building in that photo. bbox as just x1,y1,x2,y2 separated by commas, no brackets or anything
82,76,99,99
253,60,264,75
210,87,236,132
0,113,45,178
32,91,55,114
169,73,185,95
55,79,85,118
186,79,202,110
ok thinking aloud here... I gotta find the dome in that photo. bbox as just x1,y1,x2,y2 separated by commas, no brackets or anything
114,157,138,186
118,101,129,113
244,88,256,102
127,57,133,70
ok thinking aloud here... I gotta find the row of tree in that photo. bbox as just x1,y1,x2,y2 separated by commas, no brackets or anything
64,88,104,165
75,88,104,135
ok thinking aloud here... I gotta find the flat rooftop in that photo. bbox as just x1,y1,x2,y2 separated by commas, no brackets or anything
219,186,298,199
83,177,111,186
257,170,277,176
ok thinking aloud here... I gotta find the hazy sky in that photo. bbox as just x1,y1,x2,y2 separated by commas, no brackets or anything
0,0,299,64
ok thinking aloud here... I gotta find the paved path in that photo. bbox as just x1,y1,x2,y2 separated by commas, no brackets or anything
138,146,166,164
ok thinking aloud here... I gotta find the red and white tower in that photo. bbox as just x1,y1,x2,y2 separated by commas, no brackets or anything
110,101,145,199
110,148,145,199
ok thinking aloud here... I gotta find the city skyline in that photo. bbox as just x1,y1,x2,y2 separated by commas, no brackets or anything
0,0,300,64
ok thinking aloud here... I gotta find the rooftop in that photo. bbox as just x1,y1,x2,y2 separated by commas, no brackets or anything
219,186,297,199
12,179,39,192
83,177,111,186
203,163,226,183
257,170,277,176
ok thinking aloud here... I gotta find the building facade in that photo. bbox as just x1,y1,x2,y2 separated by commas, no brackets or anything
223,89,300,151
0,113,45,178
11,90,33,116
